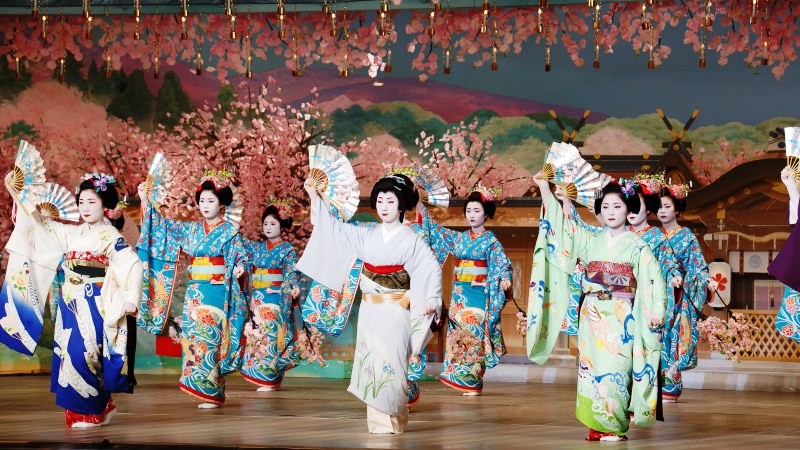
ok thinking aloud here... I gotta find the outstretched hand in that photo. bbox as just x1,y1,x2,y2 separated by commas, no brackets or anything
304,178,318,198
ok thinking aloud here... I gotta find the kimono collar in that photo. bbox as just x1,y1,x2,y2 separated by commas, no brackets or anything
266,239,283,252
469,229,487,240
381,223,404,244
629,224,653,235
203,219,225,235
661,225,683,240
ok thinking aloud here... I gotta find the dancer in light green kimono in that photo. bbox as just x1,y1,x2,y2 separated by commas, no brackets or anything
527,175,667,442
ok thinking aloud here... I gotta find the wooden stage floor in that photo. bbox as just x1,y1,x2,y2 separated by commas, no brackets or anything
0,374,798,449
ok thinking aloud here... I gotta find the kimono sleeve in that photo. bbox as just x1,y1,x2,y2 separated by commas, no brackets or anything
103,234,144,325
283,245,300,289
485,237,512,368
630,242,667,428
418,204,457,262
526,195,593,364
567,201,604,235
653,238,682,283
681,232,710,311
296,195,370,291
404,233,443,356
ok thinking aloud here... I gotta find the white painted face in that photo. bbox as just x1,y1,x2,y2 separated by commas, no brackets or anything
376,191,401,224
657,196,678,224
627,193,649,227
78,189,105,225
198,190,222,220
263,214,282,240
465,201,487,228
600,193,628,230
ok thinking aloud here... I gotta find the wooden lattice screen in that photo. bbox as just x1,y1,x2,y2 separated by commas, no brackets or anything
732,309,800,361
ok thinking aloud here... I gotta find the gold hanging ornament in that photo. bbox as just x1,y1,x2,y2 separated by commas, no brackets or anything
761,40,769,65
443,47,452,74
229,14,236,40
750,0,758,25
133,0,141,40
278,0,286,39
537,7,543,33
245,32,252,78
40,14,46,39
31,0,39,18
322,0,329,15
647,25,655,69
385,47,393,73
641,1,650,31
491,44,498,71
330,10,337,37
704,0,713,27
14,56,21,80
225,0,233,17
593,31,600,69
428,9,436,37
194,52,203,75
340,50,349,78
84,1,93,39
593,1,600,30
57,57,65,82
104,54,112,78
292,32,300,77
480,0,489,34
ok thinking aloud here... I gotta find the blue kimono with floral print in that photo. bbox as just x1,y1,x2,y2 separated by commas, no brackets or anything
137,203,248,405
661,226,709,399
241,240,300,388
419,206,512,392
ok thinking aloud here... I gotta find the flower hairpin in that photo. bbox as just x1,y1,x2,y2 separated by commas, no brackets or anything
198,169,233,191
666,183,690,200
105,200,128,220
633,173,665,196
618,178,637,198
267,199,294,220
80,172,117,193
470,183,500,202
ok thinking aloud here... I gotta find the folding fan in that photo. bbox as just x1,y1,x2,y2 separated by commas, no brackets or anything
6,140,47,213
36,183,79,222
143,152,170,207
225,184,244,230
390,166,450,208
544,142,612,208
308,144,360,221
785,127,800,183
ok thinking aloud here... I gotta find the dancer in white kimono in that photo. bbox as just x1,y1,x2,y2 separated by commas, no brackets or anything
297,174,442,434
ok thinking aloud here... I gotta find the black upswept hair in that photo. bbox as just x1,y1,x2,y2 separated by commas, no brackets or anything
594,182,641,216
77,179,124,231
262,205,293,230
659,187,687,213
464,191,496,219
370,174,415,222
194,180,234,207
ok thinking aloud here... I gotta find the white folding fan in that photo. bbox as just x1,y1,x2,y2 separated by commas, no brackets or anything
6,140,47,213
543,142,612,208
36,182,79,222
785,127,800,183
390,166,450,208
308,144,360,221
143,152,170,207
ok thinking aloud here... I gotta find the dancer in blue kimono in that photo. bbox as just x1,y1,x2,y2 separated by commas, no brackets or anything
241,201,301,391
770,166,800,341
418,185,512,395
0,171,142,428
137,170,248,408
657,182,718,402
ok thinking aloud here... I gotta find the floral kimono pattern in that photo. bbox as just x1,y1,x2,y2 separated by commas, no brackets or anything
661,226,709,400
137,203,248,405
241,240,300,387
772,201,800,342
0,203,142,418
419,207,512,392
526,195,666,436
776,287,800,341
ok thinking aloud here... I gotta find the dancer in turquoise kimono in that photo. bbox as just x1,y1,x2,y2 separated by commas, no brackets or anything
241,201,301,391
657,182,718,402
418,185,512,394
770,167,800,341
528,175,667,441
0,172,142,428
137,170,248,408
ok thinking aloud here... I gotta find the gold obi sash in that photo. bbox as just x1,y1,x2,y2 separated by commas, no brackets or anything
188,256,226,282
252,268,283,290
454,259,488,283
362,292,411,310
362,263,411,310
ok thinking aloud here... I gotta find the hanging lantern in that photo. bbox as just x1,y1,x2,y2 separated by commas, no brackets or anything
443,47,451,74
40,14,47,39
